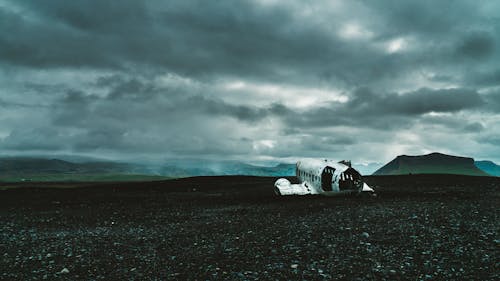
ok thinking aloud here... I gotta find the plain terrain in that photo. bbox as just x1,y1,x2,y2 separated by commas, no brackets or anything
1,175,499,280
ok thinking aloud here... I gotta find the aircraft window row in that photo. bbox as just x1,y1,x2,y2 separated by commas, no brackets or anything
324,168,335,174
339,174,354,180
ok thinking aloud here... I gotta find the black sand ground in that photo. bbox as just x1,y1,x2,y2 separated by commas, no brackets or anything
1,175,499,280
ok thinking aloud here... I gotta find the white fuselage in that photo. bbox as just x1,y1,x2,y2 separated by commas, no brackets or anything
274,159,374,196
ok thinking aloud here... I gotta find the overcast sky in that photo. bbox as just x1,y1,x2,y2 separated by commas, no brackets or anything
1,0,499,164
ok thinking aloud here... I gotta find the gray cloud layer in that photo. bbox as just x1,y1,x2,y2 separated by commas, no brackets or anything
1,0,499,163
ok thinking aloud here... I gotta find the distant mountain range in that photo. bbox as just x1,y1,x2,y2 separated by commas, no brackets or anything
0,157,156,182
0,157,134,174
474,161,500,176
1,153,498,182
153,159,295,177
373,152,493,176
0,157,295,181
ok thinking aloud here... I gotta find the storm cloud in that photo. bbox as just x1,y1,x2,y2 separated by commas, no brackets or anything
1,0,499,164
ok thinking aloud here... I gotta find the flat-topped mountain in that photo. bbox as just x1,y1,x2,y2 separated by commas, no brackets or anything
373,152,489,176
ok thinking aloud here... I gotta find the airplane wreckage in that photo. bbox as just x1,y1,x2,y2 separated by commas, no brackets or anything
274,159,375,196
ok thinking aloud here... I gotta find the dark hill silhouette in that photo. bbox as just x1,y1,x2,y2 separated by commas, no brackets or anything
373,152,489,176
0,157,135,175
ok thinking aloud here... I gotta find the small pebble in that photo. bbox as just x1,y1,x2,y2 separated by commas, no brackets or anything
60,268,69,274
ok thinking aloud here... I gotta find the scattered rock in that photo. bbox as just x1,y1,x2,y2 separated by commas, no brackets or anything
1,175,498,280
60,268,69,274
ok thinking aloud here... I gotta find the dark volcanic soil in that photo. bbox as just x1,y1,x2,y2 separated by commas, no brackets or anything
1,175,499,280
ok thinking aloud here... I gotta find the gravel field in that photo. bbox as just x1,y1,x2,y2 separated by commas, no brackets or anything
1,175,499,280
